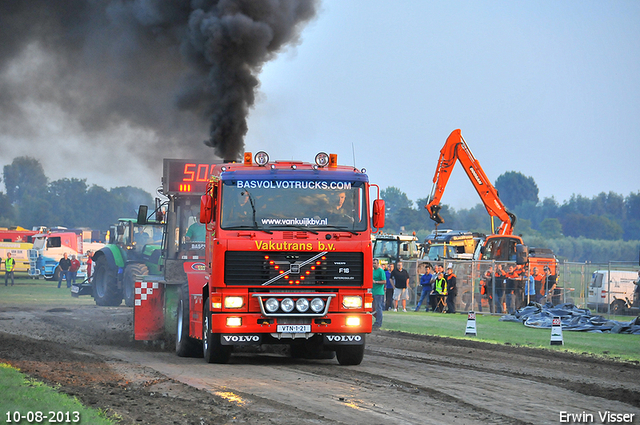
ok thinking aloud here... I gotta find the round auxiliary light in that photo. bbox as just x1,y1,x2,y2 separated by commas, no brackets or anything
361,168,367,173
280,298,295,313
255,151,269,166
265,297,279,313
291,164,297,170
310,297,325,313
295,298,309,313
315,152,330,167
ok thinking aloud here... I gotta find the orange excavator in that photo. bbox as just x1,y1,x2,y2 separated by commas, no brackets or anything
424,129,556,272
425,128,516,236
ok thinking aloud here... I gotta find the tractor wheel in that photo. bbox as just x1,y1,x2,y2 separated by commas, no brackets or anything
203,302,232,364
176,283,203,357
123,263,149,307
92,256,122,306
335,342,365,366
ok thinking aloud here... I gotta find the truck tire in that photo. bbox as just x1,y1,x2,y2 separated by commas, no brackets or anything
123,263,149,307
335,343,365,366
203,302,231,364
92,256,122,306
176,284,202,357
53,266,61,283
611,299,627,315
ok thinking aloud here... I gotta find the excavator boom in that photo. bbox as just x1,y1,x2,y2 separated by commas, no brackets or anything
425,129,516,235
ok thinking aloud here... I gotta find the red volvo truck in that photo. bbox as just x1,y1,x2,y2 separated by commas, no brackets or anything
134,153,385,365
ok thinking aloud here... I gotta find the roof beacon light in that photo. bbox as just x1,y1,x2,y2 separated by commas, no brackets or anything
315,152,330,167
329,153,338,168
243,152,252,165
255,151,269,166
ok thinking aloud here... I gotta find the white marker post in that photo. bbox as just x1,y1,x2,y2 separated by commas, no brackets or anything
550,316,564,345
465,311,477,336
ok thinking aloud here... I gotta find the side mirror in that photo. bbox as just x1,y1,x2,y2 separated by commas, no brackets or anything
137,205,148,225
200,195,213,224
516,244,528,265
372,199,385,230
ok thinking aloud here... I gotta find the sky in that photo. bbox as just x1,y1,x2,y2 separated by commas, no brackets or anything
1,0,639,210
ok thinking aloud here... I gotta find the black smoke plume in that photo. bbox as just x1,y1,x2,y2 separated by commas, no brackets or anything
0,0,318,162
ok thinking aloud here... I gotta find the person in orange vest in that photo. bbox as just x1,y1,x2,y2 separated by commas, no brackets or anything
4,252,15,286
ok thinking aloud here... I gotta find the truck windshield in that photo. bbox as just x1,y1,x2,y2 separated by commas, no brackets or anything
220,180,368,232
373,240,398,260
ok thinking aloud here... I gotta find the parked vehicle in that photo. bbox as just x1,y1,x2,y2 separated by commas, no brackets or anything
588,270,639,314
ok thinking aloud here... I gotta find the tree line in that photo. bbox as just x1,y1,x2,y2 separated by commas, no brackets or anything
381,171,640,263
0,157,153,232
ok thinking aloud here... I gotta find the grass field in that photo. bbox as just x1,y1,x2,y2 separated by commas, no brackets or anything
381,310,640,363
0,275,97,308
0,363,114,425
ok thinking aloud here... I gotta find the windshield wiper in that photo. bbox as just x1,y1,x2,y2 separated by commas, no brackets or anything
225,225,273,234
267,225,319,235
321,225,359,235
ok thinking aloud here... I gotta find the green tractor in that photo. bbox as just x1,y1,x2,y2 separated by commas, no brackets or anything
79,218,164,307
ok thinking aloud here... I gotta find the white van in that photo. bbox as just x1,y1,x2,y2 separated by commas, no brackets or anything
588,270,639,313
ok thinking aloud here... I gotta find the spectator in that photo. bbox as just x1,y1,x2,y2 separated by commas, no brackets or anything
414,265,433,312
544,266,559,306
58,253,72,289
445,267,457,314
532,267,544,303
432,271,448,312
69,255,81,285
390,261,410,312
494,264,506,313
4,252,15,287
372,259,386,329
525,269,536,305
504,265,516,314
479,266,494,313
513,265,526,310
86,250,94,283
633,270,640,308
384,263,395,311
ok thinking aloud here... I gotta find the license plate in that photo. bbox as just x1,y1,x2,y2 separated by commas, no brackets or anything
277,324,311,333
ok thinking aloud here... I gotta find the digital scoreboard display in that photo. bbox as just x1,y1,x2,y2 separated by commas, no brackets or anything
163,159,224,195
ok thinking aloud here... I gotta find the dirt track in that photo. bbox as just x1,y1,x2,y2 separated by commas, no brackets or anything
1,304,639,425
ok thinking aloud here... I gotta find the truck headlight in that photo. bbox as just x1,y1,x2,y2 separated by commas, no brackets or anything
265,298,279,313
310,298,325,313
224,296,244,309
295,298,309,312
342,296,362,309
281,298,295,313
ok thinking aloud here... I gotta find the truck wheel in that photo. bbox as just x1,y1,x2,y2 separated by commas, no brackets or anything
203,302,231,364
335,343,365,366
92,256,122,306
53,266,61,283
176,284,202,357
611,299,626,315
123,263,149,307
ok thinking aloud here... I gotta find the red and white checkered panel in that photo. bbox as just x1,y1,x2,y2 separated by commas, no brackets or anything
134,281,159,306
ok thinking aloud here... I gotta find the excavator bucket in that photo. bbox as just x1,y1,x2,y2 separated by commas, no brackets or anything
427,204,445,224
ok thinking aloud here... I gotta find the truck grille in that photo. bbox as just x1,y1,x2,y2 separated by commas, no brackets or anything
225,251,363,287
